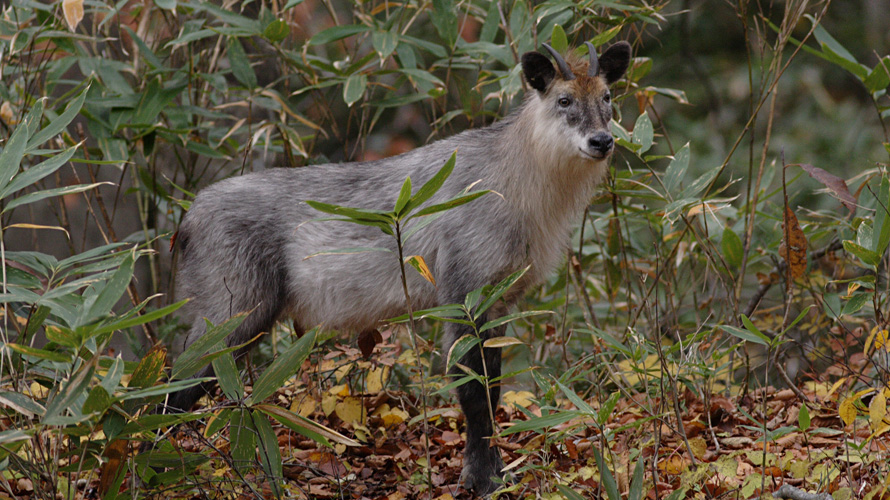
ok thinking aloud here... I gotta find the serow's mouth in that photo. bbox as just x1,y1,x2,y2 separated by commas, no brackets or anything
579,148,611,160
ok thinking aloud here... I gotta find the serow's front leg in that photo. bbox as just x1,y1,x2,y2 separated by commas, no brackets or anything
444,316,507,495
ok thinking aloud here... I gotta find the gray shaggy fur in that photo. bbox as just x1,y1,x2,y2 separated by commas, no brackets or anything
169,42,631,495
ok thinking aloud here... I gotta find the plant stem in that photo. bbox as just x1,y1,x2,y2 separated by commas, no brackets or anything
393,220,434,497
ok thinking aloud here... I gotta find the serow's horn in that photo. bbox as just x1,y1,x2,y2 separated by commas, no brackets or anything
542,43,575,81
585,41,599,77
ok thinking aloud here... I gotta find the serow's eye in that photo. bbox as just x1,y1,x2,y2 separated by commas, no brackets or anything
603,93,611,103
558,97,572,107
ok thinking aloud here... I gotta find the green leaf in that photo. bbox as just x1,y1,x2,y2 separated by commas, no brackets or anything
394,176,412,216
231,409,256,473
865,57,890,94
155,0,177,10
410,190,488,218
631,112,653,154
213,352,243,401
841,293,870,316
594,448,621,500
82,386,113,416
629,458,645,500
0,145,78,200
721,325,768,346
555,485,585,500
430,0,457,46
82,252,135,326
871,175,890,255
479,0,500,43
28,86,89,152
663,143,690,195
798,403,811,431
479,310,552,333
343,73,367,107
679,164,721,200
722,227,743,269
263,19,289,43
372,30,398,59
3,182,109,213
0,391,45,417
550,24,568,53
252,411,283,497
844,240,882,268
402,151,456,214
92,300,188,336
120,413,203,436
6,343,71,363
247,329,317,405
305,200,392,223
475,267,529,319
0,99,44,193
171,313,248,380
226,37,257,89
740,314,773,345
445,334,481,371
44,360,96,425
309,25,369,46
256,404,360,447
806,15,868,79
500,409,579,435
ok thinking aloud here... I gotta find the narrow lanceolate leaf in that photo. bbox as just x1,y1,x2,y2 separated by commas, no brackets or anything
0,145,79,200
394,176,413,216
843,240,882,268
663,143,690,195
404,255,435,285
550,24,568,53
226,37,257,89
482,336,524,349
402,151,456,214
445,334,481,371
343,73,368,107
780,206,808,280
793,163,857,213
722,227,743,269
252,411,283,497
171,313,248,380
230,409,256,473
479,310,552,333
720,325,768,346
247,328,317,404
256,404,360,447
0,99,44,193
28,86,89,151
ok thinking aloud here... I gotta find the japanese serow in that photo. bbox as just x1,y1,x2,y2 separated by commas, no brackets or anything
169,41,631,494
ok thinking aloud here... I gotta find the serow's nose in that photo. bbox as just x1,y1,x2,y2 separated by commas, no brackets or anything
588,132,614,154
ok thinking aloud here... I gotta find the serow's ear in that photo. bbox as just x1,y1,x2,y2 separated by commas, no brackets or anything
521,51,556,93
598,41,632,85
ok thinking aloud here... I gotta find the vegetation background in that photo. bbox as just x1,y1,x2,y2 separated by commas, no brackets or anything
1,0,889,498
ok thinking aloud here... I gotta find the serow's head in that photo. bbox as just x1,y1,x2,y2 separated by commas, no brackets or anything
521,41,631,162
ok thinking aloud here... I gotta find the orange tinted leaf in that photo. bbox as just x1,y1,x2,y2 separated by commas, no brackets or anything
780,206,808,280
404,255,436,285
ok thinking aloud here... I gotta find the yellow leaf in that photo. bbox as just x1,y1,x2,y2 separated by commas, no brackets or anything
62,0,84,32
869,391,887,430
825,376,848,399
380,407,408,427
335,396,365,425
0,102,15,126
688,436,708,460
839,396,859,425
328,383,349,398
405,255,436,285
503,390,535,408
335,364,351,383
366,366,390,393
482,336,524,349
290,397,316,418
321,393,338,416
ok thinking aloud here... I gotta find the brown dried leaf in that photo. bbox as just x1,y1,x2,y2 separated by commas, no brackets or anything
795,163,857,213
780,206,808,280
98,439,128,496
357,329,382,359
62,0,84,31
